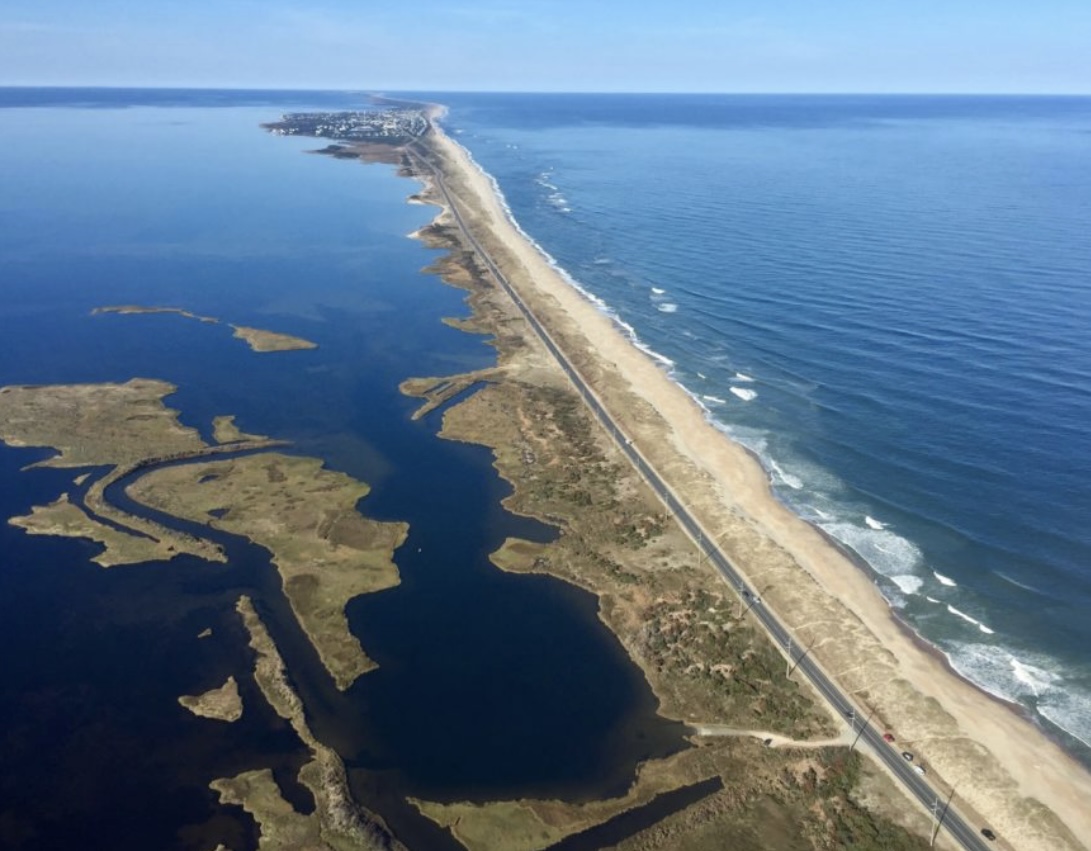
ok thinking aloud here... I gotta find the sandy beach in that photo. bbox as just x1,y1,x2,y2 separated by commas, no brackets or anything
417,116,1091,851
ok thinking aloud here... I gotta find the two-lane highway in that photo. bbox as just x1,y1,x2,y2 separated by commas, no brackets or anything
407,135,994,851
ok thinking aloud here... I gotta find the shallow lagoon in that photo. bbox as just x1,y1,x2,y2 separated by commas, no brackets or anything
0,91,684,850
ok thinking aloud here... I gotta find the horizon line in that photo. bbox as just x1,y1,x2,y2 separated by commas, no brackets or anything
1,84,1089,98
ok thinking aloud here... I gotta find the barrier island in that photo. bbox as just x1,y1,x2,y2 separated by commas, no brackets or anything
278,103,1091,850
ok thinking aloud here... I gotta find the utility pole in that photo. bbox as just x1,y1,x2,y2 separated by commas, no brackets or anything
788,637,816,678
931,786,955,848
849,706,875,751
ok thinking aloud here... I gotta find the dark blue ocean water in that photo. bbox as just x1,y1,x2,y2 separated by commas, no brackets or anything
421,93,1091,758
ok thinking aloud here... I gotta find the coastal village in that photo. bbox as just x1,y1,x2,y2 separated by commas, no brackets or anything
263,108,428,144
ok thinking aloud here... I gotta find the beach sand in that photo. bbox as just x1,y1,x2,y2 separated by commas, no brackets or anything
418,118,1091,851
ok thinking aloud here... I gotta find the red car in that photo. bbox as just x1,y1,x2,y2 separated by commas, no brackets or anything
882,732,895,742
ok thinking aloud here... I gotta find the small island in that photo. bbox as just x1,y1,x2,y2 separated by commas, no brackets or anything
179,676,243,723
92,305,219,323
93,304,318,353
229,324,317,353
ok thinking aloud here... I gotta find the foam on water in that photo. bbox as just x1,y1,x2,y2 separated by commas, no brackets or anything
450,135,680,376
701,394,726,406
820,520,924,583
535,171,559,192
890,574,924,595
997,572,1042,594
547,192,571,213
730,387,757,402
934,571,958,587
657,303,678,313
864,515,885,530
767,458,803,489
1040,690,1091,750
733,372,755,382
946,604,992,634
651,287,666,295
946,643,1091,747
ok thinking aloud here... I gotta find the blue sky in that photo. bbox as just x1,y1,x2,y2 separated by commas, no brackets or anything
1,0,1088,93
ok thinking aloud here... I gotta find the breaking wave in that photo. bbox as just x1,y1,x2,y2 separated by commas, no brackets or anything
946,604,993,634
946,644,1091,748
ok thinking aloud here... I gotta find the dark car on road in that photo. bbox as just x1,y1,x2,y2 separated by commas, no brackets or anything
901,751,914,761
981,828,997,841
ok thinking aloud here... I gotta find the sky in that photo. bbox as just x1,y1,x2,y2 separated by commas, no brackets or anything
1,0,1089,93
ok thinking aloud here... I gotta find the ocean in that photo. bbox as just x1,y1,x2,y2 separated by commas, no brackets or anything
423,93,1091,763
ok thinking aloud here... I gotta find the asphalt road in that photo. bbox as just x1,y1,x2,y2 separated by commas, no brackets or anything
407,138,996,851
